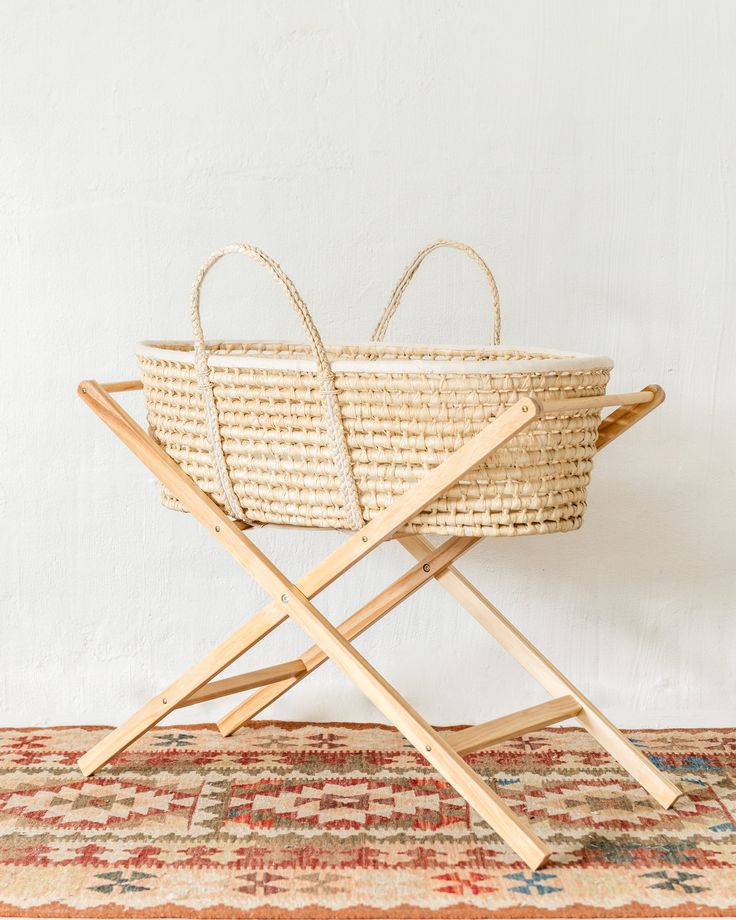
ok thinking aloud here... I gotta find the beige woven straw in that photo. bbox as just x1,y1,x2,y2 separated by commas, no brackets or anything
189,244,363,530
371,239,502,345
138,241,612,536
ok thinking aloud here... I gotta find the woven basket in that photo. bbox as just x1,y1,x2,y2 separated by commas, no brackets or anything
137,242,612,536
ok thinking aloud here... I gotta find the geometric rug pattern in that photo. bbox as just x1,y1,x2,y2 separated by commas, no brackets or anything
0,723,734,917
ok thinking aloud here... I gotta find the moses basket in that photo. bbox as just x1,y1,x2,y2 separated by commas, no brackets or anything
137,242,613,536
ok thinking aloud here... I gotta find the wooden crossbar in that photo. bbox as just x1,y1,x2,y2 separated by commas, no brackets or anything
175,660,307,708
447,696,582,756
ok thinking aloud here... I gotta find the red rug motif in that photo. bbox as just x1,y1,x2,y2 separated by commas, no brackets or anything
0,723,734,917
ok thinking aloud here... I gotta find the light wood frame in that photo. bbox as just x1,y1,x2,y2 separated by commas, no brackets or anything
75,378,678,869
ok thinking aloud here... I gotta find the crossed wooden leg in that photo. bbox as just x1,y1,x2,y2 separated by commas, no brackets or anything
77,379,678,868
398,535,682,809
217,534,479,735
77,380,551,868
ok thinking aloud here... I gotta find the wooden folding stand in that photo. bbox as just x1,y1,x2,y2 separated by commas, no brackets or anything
76,378,681,870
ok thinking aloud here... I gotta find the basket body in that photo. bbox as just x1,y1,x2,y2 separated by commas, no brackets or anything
138,341,612,536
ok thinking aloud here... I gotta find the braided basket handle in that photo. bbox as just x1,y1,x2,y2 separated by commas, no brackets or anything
191,244,363,530
370,240,501,346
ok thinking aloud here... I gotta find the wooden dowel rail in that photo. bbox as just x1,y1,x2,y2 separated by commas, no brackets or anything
101,380,144,393
595,385,665,450
540,390,654,413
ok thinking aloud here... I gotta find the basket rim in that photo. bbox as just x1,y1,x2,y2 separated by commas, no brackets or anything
137,340,614,375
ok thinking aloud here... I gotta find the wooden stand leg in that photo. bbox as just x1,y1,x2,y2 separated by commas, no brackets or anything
272,576,551,869
83,385,547,866
78,604,285,777
77,381,536,772
398,535,682,809
77,381,551,867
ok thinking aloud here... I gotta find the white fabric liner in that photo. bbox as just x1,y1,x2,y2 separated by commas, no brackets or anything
138,341,614,376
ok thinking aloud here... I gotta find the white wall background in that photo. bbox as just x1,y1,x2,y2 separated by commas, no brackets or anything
1,0,734,730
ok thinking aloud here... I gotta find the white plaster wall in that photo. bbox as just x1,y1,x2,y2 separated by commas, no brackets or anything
1,0,734,730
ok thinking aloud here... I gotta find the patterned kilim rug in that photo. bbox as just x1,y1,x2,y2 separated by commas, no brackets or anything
0,723,734,918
